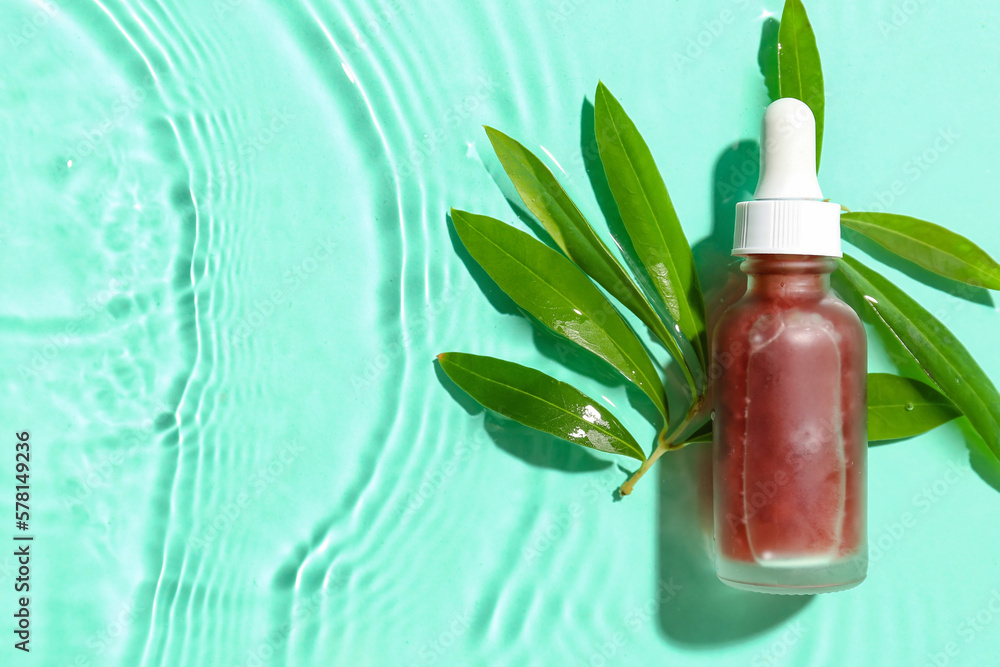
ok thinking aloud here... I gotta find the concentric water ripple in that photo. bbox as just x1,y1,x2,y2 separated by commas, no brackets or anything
3,0,1000,665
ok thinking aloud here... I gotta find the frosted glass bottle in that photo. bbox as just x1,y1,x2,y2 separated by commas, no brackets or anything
712,255,867,593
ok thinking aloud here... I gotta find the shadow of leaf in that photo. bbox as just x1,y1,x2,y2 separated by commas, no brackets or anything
484,414,613,473
759,17,780,103
958,418,1000,494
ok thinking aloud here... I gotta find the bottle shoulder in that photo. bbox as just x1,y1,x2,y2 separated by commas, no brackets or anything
714,292,865,343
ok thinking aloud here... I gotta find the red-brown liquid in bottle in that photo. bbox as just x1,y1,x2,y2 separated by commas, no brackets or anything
712,255,867,593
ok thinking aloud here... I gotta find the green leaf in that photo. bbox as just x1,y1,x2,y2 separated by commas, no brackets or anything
680,421,714,445
834,255,1000,461
593,82,707,369
437,352,645,461
777,0,825,170
483,127,694,385
451,209,667,420
868,373,961,441
842,212,1000,290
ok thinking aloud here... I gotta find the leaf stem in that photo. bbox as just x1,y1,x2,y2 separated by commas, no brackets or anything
619,404,700,496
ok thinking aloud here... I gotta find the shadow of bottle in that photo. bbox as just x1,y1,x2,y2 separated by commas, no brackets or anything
692,141,758,347
656,139,811,643
655,443,811,643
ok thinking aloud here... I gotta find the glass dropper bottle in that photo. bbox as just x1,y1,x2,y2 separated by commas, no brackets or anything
712,98,868,594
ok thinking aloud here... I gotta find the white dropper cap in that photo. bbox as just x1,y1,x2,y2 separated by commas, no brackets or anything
732,98,842,257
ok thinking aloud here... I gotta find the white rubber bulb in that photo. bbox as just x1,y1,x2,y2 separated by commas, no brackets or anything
753,98,823,200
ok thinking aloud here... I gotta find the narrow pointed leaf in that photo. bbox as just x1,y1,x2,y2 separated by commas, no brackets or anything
777,0,824,170
842,212,1000,290
680,421,714,445
451,209,667,419
483,127,693,382
438,352,645,461
593,82,706,368
834,255,1000,460
868,373,961,441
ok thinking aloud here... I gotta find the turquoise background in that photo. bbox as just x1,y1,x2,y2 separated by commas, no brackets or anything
3,0,1000,665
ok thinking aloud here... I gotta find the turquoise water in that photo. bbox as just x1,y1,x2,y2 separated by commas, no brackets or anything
3,0,1000,664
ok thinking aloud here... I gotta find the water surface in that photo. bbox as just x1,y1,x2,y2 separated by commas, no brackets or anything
3,1,1000,664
